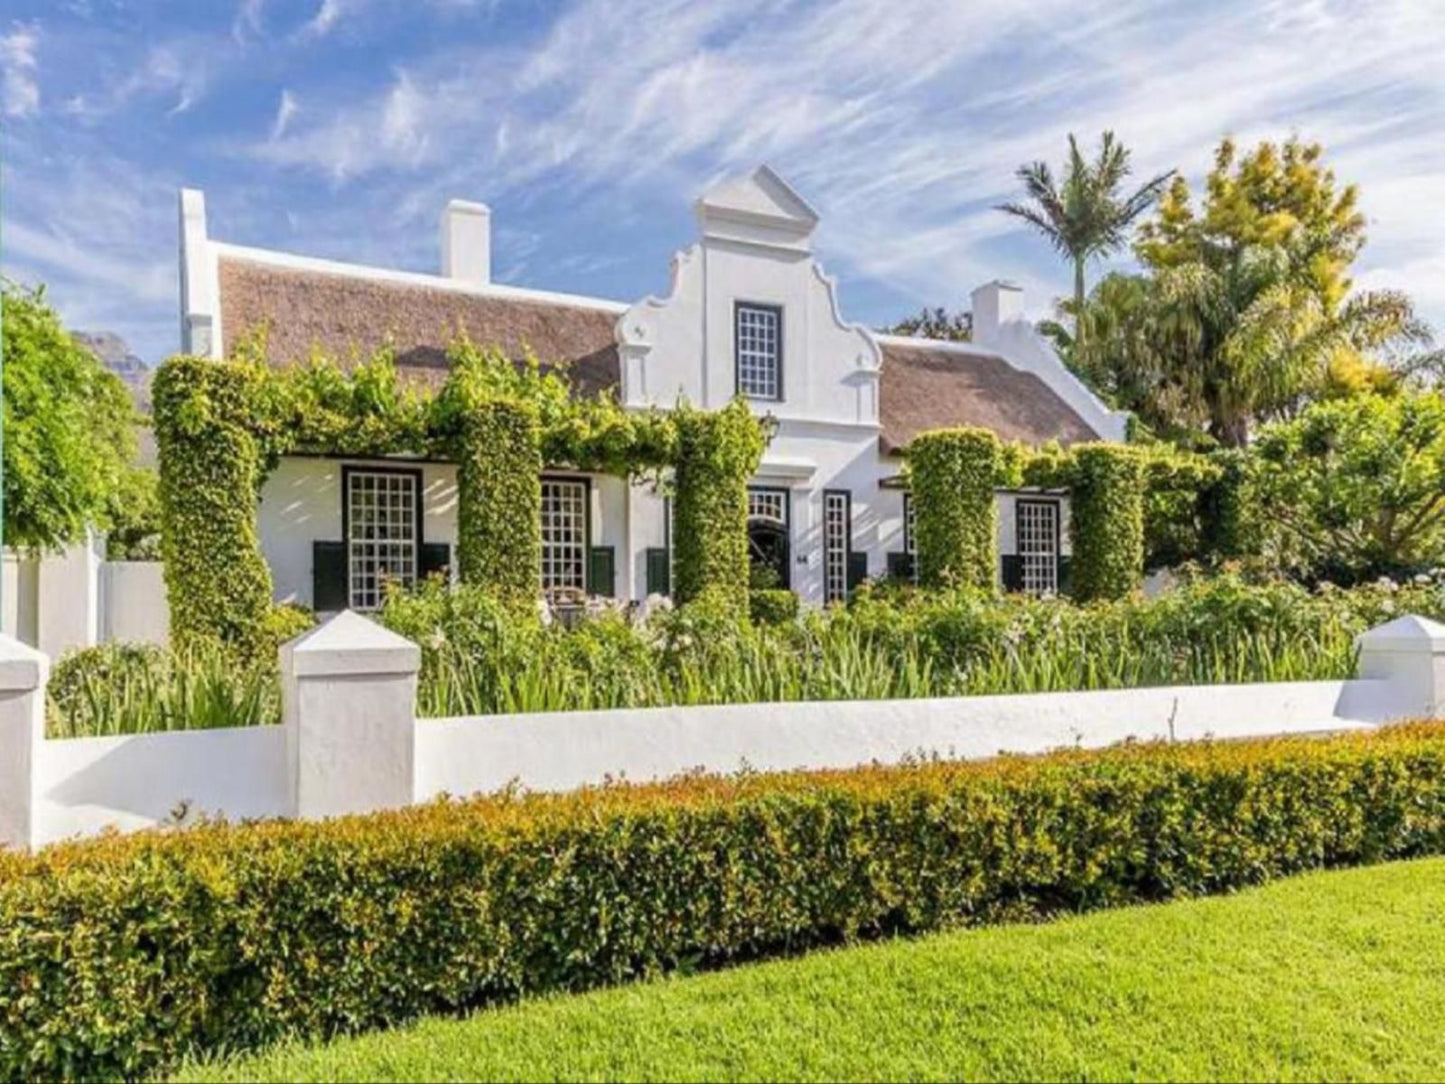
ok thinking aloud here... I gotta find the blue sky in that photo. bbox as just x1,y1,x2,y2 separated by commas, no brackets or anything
2,0,1443,365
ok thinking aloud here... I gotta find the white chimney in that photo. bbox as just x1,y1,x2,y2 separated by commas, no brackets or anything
441,199,492,284
970,280,1024,346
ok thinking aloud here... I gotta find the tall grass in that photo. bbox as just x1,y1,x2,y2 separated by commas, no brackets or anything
46,643,280,739
384,573,1391,719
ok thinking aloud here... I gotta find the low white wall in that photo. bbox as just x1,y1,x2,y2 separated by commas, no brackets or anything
416,679,1397,801
103,561,169,646
32,726,287,847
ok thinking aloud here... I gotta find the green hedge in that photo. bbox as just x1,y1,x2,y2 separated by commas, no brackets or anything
671,399,768,612
908,428,1010,590
152,357,276,660
452,399,542,605
1068,443,1146,601
6,725,1445,1079
748,587,799,626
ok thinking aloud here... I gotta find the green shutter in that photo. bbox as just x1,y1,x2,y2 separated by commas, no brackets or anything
645,547,671,596
419,542,451,581
885,551,914,581
1001,555,1024,593
587,546,616,597
847,551,868,594
313,541,348,611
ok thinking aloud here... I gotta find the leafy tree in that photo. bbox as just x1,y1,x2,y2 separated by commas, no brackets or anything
997,131,1173,333
1065,138,1425,447
882,307,972,341
1251,393,1445,583
1,282,136,552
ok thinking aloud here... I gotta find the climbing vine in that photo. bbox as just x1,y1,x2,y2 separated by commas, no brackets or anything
908,427,1017,590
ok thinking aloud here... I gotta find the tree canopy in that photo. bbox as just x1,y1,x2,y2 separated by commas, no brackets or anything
1,282,138,553
881,307,972,342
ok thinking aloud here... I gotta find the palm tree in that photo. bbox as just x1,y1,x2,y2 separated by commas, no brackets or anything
997,132,1174,337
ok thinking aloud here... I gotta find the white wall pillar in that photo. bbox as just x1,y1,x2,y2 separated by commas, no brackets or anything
281,610,421,820
1356,614,1445,719
0,634,49,850
36,531,103,660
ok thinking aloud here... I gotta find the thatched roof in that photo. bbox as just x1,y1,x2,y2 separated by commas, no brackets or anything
877,339,1097,453
217,257,623,396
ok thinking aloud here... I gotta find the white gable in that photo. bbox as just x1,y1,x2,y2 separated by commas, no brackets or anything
696,165,820,252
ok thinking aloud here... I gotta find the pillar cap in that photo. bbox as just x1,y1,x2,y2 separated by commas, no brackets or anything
281,610,421,678
0,634,48,692
1355,613,1445,654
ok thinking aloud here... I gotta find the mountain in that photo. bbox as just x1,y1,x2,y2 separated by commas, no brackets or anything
74,331,152,414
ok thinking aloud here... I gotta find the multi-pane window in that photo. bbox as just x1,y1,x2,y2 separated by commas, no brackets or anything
541,479,588,592
736,303,782,400
902,492,920,584
347,470,419,610
748,488,787,525
824,491,850,604
1017,499,1060,595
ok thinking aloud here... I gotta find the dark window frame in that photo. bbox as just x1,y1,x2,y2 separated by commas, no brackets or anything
540,473,594,594
747,484,792,590
734,300,784,402
1014,496,1063,595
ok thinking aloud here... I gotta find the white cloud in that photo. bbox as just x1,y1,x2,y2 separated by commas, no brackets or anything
232,0,266,43
270,88,298,140
0,22,40,118
302,0,345,39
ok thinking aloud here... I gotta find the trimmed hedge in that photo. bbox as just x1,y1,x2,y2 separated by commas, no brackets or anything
749,587,799,626
908,427,1011,590
6,725,1445,1079
453,399,542,604
152,357,276,659
671,399,768,613
1067,443,1147,601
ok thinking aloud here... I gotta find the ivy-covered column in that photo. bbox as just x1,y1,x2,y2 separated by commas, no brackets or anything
908,427,1006,590
1067,443,1146,601
153,356,275,659
454,398,543,605
671,399,767,613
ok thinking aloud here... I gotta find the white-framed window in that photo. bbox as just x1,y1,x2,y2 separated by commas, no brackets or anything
346,468,419,610
1017,498,1060,595
736,303,782,400
748,488,788,525
541,478,588,592
824,490,850,604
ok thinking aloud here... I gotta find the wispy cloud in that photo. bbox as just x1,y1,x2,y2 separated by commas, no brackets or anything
270,88,298,140
301,0,345,39
0,21,40,118
232,0,266,43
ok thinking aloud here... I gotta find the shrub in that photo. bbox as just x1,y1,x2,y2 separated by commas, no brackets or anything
671,400,768,613
45,642,280,739
749,588,799,626
5,725,1445,1079
153,356,276,661
908,427,1010,590
1067,443,1146,601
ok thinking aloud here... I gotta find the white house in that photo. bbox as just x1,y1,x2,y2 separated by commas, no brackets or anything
177,166,1127,613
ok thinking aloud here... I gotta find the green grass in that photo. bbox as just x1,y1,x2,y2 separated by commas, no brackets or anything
190,858,1445,1083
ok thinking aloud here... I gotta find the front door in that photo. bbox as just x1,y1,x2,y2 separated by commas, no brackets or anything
747,487,790,589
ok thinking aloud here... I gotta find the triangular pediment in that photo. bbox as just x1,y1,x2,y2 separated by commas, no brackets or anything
696,165,819,245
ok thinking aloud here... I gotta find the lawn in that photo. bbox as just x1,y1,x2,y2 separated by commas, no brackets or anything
191,857,1445,1083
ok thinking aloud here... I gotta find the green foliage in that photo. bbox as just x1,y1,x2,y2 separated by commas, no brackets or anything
8,725,1445,1079
881,306,972,341
749,588,799,626
997,131,1173,321
104,467,162,561
153,356,276,660
908,428,1013,590
1066,444,1146,600
374,572,1420,718
434,352,545,604
0,281,137,553
45,642,281,739
1068,138,1424,447
671,399,769,612
1252,393,1445,583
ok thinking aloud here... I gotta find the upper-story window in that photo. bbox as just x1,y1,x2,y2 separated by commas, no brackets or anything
735,302,782,400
